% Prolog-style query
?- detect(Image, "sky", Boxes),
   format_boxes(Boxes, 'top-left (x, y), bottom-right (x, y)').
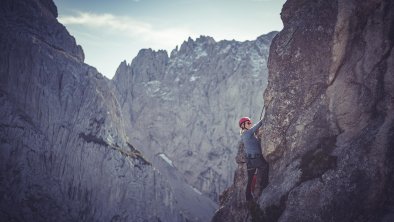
top-left (54, 0), bottom-right (287, 79)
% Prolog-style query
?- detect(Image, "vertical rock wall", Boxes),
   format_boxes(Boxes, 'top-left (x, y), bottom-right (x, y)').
top-left (213, 0), bottom-right (394, 221)
top-left (0, 0), bottom-right (214, 221)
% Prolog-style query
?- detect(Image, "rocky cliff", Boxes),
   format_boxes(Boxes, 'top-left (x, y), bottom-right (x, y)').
top-left (113, 33), bottom-right (276, 201)
top-left (0, 0), bottom-right (216, 221)
top-left (213, 0), bottom-right (394, 221)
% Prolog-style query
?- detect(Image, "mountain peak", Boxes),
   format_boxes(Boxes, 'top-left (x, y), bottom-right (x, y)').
top-left (136, 48), bottom-right (169, 58)
top-left (176, 35), bottom-right (215, 56)
top-left (196, 35), bottom-right (216, 44)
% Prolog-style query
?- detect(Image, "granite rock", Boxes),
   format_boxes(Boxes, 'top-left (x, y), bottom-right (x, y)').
top-left (213, 0), bottom-right (394, 221)
top-left (0, 0), bottom-right (216, 221)
top-left (113, 33), bottom-right (276, 201)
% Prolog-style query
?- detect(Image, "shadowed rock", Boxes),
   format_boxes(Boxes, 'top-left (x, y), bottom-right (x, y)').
top-left (213, 0), bottom-right (394, 221)
top-left (0, 0), bottom-right (216, 221)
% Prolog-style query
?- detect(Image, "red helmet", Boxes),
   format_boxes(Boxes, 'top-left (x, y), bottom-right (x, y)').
top-left (239, 117), bottom-right (251, 128)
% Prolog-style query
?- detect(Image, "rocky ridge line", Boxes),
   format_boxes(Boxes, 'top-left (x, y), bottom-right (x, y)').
top-left (113, 32), bottom-right (277, 201)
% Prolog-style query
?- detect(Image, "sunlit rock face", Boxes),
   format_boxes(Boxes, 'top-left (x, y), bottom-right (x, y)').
top-left (213, 0), bottom-right (394, 221)
top-left (0, 0), bottom-right (216, 221)
top-left (113, 32), bottom-right (276, 201)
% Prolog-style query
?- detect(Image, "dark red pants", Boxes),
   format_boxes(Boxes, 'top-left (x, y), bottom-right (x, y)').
top-left (246, 168), bottom-right (258, 201)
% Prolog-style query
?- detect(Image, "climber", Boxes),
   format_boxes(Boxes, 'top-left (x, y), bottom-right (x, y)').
top-left (239, 117), bottom-right (269, 202)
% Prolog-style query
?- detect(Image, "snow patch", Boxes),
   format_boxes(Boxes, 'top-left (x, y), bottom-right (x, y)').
top-left (191, 186), bottom-right (202, 195)
top-left (159, 153), bottom-right (174, 167)
top-left (196, 51), bottom-right (208, 59)
top-left (142, 80), bottom-right (174, 100)
top-left (195, 45), bottom-right (208, 59)
top-left (144, 80), bottom-right (161, 94)
top-left (190, 75), bottom-right (200, 81)
top-left (220, 45), bottom-right (231, 54)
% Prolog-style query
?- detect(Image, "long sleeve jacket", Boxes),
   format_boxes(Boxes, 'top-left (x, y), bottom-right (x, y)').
top-left (241, 119), bottom-right (263, 155)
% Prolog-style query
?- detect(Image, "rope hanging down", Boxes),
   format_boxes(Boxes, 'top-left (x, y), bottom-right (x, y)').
top-left (260, 105), bottom-right (265, 120)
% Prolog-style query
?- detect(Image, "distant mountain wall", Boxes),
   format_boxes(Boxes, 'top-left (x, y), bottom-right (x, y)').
top-left (213, 0), bottom-right (394, 221)
top-left (113, 32), bottom-right (276, 200)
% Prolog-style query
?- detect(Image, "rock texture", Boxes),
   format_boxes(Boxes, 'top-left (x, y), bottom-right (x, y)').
top-left (113, 33), bottom-right (276, 200)
top-left (0, 0), bottom-right (216, 221)
top-left (211, 142), bottom-right (250, 222)
top-left (213, 0), bottom-right (394, 221)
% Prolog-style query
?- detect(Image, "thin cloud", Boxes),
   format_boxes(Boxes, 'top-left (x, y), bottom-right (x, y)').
top-left (58, 12), bottom-right (194, 46)
top-left (59, 12), bottom-right (152, 36)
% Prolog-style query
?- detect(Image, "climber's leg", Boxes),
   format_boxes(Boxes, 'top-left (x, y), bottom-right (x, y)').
top-left (253, 163), bottom-right (269, 200)
top-left (246, 168), bottom-right (256, 201)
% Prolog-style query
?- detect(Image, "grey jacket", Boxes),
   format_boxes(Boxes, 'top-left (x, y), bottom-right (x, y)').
top-left (241, 119), bottom-right (263, 155)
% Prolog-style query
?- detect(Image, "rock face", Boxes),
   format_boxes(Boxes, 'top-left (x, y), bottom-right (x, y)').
top-left (0, 0), bottom-right (216, 221)
top-left (211, 142), bottom-right (250, 222)
top-left (213, 0), bottom-right (394, 221)
top-left (113, 33), bottom-right (276, 200)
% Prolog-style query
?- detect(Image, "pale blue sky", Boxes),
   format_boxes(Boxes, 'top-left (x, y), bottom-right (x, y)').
top-left (54, 0), bottom-right (286, 78)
